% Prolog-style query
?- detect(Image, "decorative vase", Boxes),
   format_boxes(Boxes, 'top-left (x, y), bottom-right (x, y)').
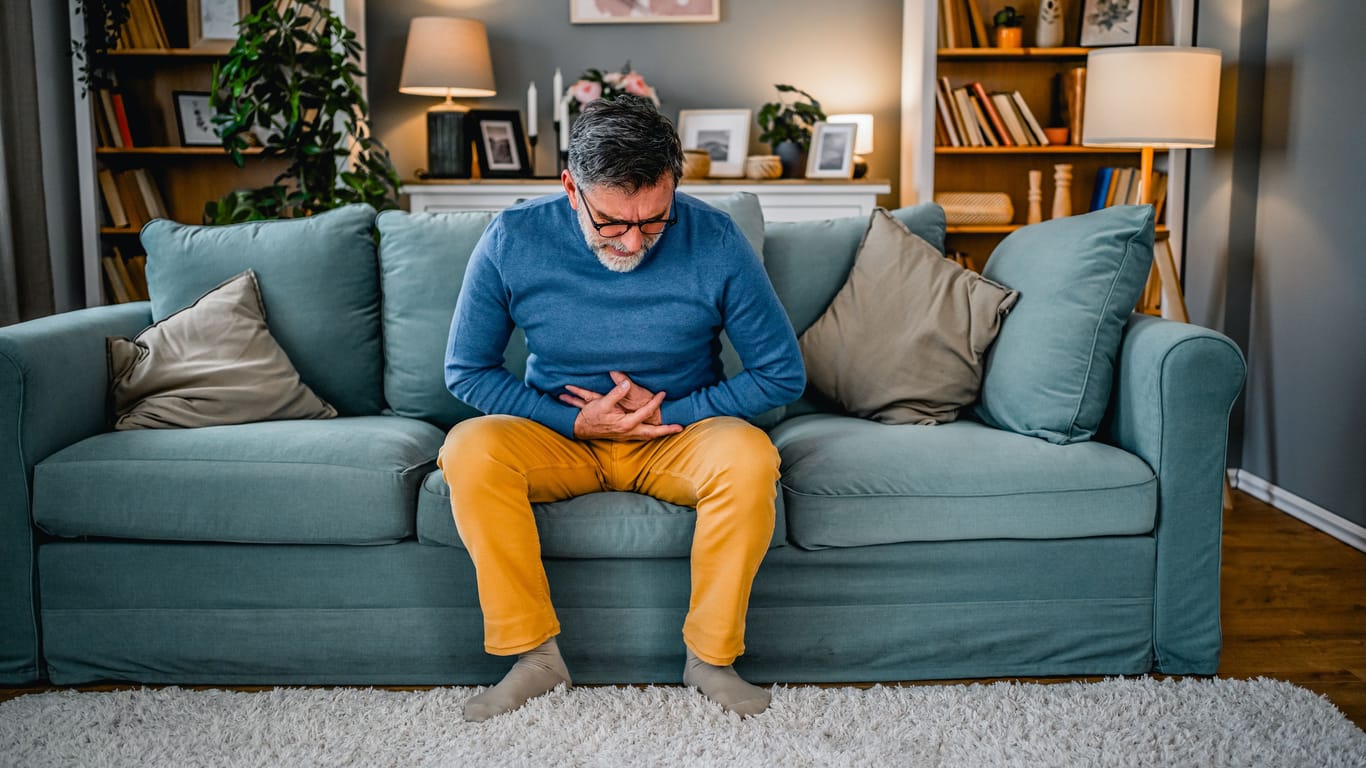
top-left (774, 141), bottom-right (806, 178)
top-left (995, 26), bottom-right (1023, 48)
top-left (1036, 0), bottom-right (1064, 48)
top-left (744, 155), bottom-right (783, 180)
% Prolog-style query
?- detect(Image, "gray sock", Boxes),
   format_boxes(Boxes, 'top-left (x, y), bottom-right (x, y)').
top-left (463, 637), bottom-right (572, 722)
top-left (683, 647), bottom-right (771, 717)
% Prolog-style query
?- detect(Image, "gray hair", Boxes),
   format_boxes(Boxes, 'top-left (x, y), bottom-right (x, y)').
top-left (567, 95), bottom-right (683, 193)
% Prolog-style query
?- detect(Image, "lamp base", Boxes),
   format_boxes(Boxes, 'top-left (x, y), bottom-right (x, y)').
top-left (425, 107), bottom-right (471, 179)
top-left (852, 155), bottom-right (869, 179)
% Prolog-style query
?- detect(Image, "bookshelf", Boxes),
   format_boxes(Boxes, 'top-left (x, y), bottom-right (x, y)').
top-left (71, 0), bottom-right (291, 305)
top-left (925, 0), bottom-right (1176, 274)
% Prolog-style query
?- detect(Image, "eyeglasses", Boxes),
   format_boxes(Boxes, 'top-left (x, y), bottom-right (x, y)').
top-left (577, 186), bottom-right (677, 239)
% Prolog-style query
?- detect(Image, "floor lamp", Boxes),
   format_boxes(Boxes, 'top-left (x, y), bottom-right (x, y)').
top-left (1083, 46), bottom-right (1231, 508)
top-left (1082, 46), bottom-right (1223, 324)
top-left (398, 17), bottom-right (497, 179)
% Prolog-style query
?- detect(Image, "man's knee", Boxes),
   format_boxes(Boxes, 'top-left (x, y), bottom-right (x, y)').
top-left (439, 414), bottom-right (525, 480)
top-left (698, 417), bottom-right (781, 484)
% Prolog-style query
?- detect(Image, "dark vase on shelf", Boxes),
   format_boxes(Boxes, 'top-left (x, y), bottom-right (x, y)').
top-left (774, 141), bottom-right (806, 178)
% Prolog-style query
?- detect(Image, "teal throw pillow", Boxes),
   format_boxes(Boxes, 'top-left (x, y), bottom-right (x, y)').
top-left (974, 205), bottom-right (1155, 444)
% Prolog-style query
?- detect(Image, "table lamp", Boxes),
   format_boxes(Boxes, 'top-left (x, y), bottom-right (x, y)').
top-left (398, 17), bottom-right (497, 179)
top-left (1082, 46), bottom-right (1222, 323)
top-left (828, 113), bottom-right (874, 179)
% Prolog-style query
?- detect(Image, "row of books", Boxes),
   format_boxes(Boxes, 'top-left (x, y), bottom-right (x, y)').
top-left (938, 0), bottom-right (992, 49)
top-left (98, 168), bottom-right (169, 229)
top-left (1091, 166), bottom-right (1169, 221)
top-left (102, 249), bottom-right (150, 304)
top-left (93, 88), bottom-right (136, 148)
top-left (944, 250), bottom-right (978, 272)
top-left (936, 78), bottom-right (1051, 148)
top-left (113, 0), bottom-right (171, 50)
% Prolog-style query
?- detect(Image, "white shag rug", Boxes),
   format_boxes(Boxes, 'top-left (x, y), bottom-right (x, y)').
top-left (2, 677), bottom-right (1363, 767)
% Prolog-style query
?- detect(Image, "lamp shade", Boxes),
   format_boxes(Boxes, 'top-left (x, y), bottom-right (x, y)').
top-left (828, 113), bottom-right (874, 155)
top-left (1082, 46), bottom-right (1221, 148)
top-left (398, 17), bottom-right (496, 99)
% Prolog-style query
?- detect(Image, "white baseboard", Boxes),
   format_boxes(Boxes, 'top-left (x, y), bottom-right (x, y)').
top-left (1230, 469), bottom-right (1366, 553)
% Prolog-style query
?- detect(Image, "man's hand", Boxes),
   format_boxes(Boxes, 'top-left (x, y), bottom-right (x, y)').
top-left (559, 372), bottom-right (683, 440)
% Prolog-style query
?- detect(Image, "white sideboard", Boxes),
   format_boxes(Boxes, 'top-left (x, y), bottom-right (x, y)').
top-left (402, 178), bottom-right (891, 222)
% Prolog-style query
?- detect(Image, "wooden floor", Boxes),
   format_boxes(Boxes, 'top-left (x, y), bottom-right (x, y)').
top-left (3, 491), bottom-right (1363, 726)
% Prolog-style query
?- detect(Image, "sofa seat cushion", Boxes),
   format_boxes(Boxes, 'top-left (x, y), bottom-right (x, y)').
top-left (33, 416), bottom-right (444, 545)
top-left (770, 414), bottom-right (1156, 548)
top-left (416, 470), bottom-right (787, 558)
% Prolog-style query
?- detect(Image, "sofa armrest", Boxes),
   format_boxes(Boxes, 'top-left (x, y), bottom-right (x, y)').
top-left (1102, 313), bottom-right (1246, 674)
top-left (0, 301), bottom-right (152, 682)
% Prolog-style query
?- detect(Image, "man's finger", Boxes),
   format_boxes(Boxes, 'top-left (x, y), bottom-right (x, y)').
top-left (609, 371), bottom-right (631, 388)
top-left (564, 384), bottom-right (603, 401)
top-left (558, 393), bottom-right (587, 408)
top-left (600, 377), bottom-right (632, 408)
top-left (620, 390), bottom-right (666, 429)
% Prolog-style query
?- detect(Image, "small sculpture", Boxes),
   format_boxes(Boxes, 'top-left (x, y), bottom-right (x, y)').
top-left (1052, 163), bottom-right (1073, 219)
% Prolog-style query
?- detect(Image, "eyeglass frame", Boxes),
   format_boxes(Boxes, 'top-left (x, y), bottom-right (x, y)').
top-left (576, 183), bottom-right (678, 239)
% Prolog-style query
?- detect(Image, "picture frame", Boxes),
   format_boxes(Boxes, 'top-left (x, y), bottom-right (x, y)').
top-left (1078, 0), bottom-right (1143, 47)
top-left (172, 91), bottom-right (221, 146)
top-left (467, 110), bottom-right (532, 179)
top-left (676, 109), bottom-right (751, 178)
top-left (187, 0), bottom-right (251, 53)
top-left (571, 0), bottom-right (719, 24)
top-left (805, 122), bottom-right (858, 179)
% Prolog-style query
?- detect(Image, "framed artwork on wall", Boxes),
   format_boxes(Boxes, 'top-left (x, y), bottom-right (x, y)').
top-left (468, 110), bottom-right (532, 178)
top-left (1079, 0), bottom-right (1142, 47)
top-left (172, 91), bottom-right (220, 146)
top-left (805, 122), bottom-right (857, 179)
top-left (676, 109), bottom-right (750, 178)
top-left (571, 0), bottom-right (720, 24)
top-left (187, 0), bottom-right (251, 52)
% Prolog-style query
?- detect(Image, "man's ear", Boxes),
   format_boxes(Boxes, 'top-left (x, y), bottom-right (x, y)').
top-left (562, 170), bottom-right (579, 210)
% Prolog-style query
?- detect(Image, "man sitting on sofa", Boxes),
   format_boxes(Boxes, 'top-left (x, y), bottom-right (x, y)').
top-left (439, 95), bottom-right (806, 722)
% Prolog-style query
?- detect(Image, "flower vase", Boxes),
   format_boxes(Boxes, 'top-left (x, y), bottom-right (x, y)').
top-left (775, 141), bottom-right (806, 178)
top-left (1036, 0), bottom-right (1064, 48)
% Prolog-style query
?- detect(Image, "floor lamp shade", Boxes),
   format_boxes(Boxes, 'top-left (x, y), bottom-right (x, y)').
top-left (1081, 46), bottom-right (1221, 149)
top-left (399, 17), bottom-right (497, 178)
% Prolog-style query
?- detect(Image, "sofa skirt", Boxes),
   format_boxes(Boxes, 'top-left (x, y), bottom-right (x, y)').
top-left (38, 537), bottom-right (1155, 685)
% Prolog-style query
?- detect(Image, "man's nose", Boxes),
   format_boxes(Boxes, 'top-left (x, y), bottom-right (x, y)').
top-left (620, 227), bottom-right (645, 253)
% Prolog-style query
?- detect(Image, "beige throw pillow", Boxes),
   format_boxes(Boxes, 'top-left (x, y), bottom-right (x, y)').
top-left (108, 269), bottom-right (337, 430)
top-left (799, 209), bottom-right (1020, 425)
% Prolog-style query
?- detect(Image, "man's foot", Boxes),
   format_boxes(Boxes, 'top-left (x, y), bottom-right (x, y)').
top-left (463, 637), bottom-right (572, 722)
top-left (682, 647), bottom-right (771, 717)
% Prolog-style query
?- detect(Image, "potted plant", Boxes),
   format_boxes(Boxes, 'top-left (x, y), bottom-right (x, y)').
top-left (756, 84), bottom-right (826, 178)
top-left (71, 0), bottom-right (133, 93)
top-left (993, 6), bottom-right (1025, 48)
top-left (207, 0), bottom-right (400, 223)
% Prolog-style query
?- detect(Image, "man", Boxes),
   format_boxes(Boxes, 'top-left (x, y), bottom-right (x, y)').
top-left (439, 95), bottom-right (804, 722)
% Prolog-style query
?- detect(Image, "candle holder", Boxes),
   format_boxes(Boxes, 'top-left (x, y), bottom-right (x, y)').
top-left (528, 134), bottom-right (538, 176)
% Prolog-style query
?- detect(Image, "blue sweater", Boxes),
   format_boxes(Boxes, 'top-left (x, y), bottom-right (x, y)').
top-left (445, 192), bottom-right (805, 438)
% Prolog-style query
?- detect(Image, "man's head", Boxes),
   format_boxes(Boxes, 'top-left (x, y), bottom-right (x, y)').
top-left (563, 96), bottom-right (684, 272)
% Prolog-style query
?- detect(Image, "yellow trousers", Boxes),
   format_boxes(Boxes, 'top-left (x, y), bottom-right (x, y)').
top-left (437, 414), bottom-right (779, 666)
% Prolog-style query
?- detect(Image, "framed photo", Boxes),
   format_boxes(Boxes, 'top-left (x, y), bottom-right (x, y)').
top-left (676, 109), bottom-right (751, 178)
top-left (467, 110), bottom-right (532, 179)
top-left (805, 122), bottom-right (857, 179)
top-left (571, 0), bottom-right (719, 24)
top-left (187, 0), bottom-right (251, 53)
top-left (172, 91), bottom-right (221, 146)
top-left (1079, 0), bottom-right (1143, 47)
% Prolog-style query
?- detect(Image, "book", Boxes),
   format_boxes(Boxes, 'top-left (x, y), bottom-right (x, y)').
top-left (110, 248), bottom-right (143, 301)
top-left (1151, 171), bottom-right (1169, 221)
top-left (963, 0), bottom-right (990, 48)
top-left (113, 170), bottom-right (149, 227)
top-left (102, 255), bottom-right (133, 303)
top-left (940, 0), bottom-right (959, 48)
top-left (126, 253), bottom-right (150, 300)
top-left (132, 169), bottom-right (169, 219)
top-left (1010, 91), bottom-right (1050, 145)
top-left (139, 0), bottom-right (170, 49)
top-left (97, 168), bottom-right (129, 228)
top-left (952, 87), bottom-right (984, 146)
top-left (991, 93), bottom-right (1032, 146)
top-left (1090, 167), bottom-right (1112, 211)
top-left (970, 83), bottom-right (1014, 146)
top-left (940, 77), bottom-right (969, 145)
top-left (97, 90), bottom-right (124, 148)
top-left (935, 88), bottom-right (961, 147)
top-left (110, 93), bottom-right (134, 148)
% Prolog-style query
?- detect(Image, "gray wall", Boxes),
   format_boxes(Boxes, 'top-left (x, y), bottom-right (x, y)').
top-left (1187, 0), bottom-right (1366, 524)
top-left (364, 0), bottom-right (904, 205)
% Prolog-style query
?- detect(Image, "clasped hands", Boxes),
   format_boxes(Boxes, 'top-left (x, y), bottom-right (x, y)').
top-left (559, 371), bottom-right (684, 441)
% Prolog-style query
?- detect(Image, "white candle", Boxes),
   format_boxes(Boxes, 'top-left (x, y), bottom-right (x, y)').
top-left (527, 82), bottom-right (537, 137)
top-left (559, 96), bottom-right (570, 152)
top-left (553, 68), bottom-right (564, 116)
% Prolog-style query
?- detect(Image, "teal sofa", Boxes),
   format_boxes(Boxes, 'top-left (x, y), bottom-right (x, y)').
top-left (0, 197), bottom-right (1245, 687)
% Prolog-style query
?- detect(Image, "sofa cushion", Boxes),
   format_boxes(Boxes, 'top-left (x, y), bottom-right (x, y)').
top-left (770, 414), bottom-right (1156, 548)
top-left (32, 416), bottom-right (444, 545)
top-left (141, 203), bottom-right (382, 416)
top-left (376, 192), bottom-right (765, 430)
top-left (416, 470), bottom-right (787, 557)
top-left (108, 270), bottom-right (336, 430)
top-left (799, 209), bottom-right (1018, 425)
top-left (974, 205), bottom-right (1155, 444)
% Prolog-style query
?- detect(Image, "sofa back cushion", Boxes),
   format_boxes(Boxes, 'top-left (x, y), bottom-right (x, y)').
top-left (377, 192), bottom-right (765, 430)
top-left (141, 204), bottom-right (382, 416)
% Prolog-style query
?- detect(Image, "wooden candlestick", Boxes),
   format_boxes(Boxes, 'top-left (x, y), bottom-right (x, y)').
top-left (1027, 170), bottom-right (1043, 224)
top-left (1051, 163), bottom-right (1073, 219)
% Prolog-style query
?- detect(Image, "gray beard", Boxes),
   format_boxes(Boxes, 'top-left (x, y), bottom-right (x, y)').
top-left (575, 203), bottom-right (659, 273)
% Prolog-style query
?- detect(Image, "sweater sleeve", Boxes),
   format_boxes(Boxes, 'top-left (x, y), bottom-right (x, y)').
top-left (444, 220), bottom-right (581, 438)
top-left (658, 225), bottom-right (805, 426)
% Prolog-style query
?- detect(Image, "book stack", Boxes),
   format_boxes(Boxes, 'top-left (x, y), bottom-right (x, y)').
top-left (935, 78), bottom-right (1051, 148)
top-left (112, 0), bottom-right (170, 50)
top-left (1090, 166), bottom-right (1169, 221)
top-left (938, 0), bottom-right (992, 49)
top-left (92, 88), bottom-right (136, 148)
top-left (102, 248), bottom-right (150, 304)
top-left (97, 168), bottom-right (170, 230)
